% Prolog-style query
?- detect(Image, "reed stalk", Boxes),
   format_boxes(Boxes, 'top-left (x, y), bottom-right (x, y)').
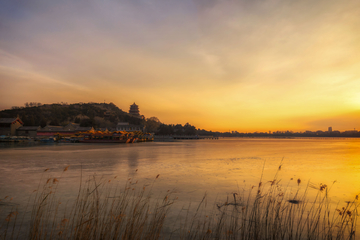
top-left (0, 165), bottom-right (358, 240)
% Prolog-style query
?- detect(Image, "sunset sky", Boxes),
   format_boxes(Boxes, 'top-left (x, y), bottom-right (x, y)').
top-left (1, 0), bottom-right (359, 132)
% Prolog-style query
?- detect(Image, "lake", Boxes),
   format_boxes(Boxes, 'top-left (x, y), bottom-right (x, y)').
top-left (0, 137), bottom-right (359, 237)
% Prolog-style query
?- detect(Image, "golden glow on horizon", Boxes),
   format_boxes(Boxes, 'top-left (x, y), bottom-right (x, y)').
top-left (0, 0), bottom-right (360, 132)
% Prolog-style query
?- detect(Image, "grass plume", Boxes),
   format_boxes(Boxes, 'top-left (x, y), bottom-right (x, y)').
top-left (0, 165), bottom-right (359, 240)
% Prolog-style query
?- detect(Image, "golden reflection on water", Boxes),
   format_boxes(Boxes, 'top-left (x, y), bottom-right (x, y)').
top-left (106, 138), bottom-right (360, 206)
top-left (0, 138), bottom-right (359, 213)
top-left (1, 138), bottom-right (360, 237)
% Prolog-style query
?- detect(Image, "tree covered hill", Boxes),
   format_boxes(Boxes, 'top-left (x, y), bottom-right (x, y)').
top-left (0, 102), bottom-right (199, 135)
top-left (0, 102), bottom-right (143, 128)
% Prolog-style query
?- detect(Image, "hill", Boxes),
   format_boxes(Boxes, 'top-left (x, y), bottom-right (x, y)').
top-left (0, 102), bottom-right (201, 135)
top-left (0, 102), bottom-right (143, 129)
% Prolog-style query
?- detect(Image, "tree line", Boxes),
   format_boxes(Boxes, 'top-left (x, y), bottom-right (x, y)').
top-left (1, 102), bottom-right (199, 135)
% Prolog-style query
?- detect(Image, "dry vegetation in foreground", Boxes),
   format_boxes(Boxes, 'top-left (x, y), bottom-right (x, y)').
top-left (0, 165), bottom-right (359, 240)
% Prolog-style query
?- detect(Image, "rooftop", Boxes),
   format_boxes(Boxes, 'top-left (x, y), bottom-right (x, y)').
top-left (0, 117), bottom-right (23, 124)
top-left (17, 126), bottom-right (41, 131)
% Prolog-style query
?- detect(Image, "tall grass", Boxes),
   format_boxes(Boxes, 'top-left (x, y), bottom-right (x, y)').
top-left (1, 167), bottom-right (174, 240)
top-left (179, 178), bottom-right (358, 240)
top-left (0, 165), bottom-right (358, 240)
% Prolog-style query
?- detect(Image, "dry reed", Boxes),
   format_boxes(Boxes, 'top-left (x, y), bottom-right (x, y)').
top-left (0, 164), bottom-right (358, 240)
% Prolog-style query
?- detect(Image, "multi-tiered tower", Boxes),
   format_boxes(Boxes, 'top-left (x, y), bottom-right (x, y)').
top-left (129, 103), bottom-right (140, 117)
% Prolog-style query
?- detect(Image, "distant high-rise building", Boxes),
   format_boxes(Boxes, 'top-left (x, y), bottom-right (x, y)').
top-left (328, 127), bottom-right (332, 132)
top-left (129, 103), bottom-right (140, 117)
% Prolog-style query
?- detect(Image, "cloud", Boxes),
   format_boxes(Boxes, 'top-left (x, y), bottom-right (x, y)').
top-left (1, 0), bottom-right (360, 130)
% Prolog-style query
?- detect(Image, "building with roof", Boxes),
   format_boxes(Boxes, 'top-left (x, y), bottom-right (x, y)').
top-left (129, 103), bottom-right (140, 117)
top-left (37, 124), bottom-right (94, 136)
top-left (63, 122), bottom-right (80, 131)
top-left (17, 126), bottom-right (41, 137)
top-left (75, 126), bottom-right (95, 132)
top-left (116, 122), bottom-right (145, 132)
top-left (37, 125), bottom-right (65, 136)
top-left (0, 117), bottom-right (23, 136)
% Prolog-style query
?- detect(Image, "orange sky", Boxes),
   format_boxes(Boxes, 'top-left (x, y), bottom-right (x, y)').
top-left (0, 0), bottom-right (359, 132)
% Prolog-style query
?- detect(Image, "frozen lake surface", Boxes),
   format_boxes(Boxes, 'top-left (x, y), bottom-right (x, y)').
top-left (1, 137), bottom-right (359, 237)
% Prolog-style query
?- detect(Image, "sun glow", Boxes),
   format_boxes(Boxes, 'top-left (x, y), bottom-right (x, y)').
top-left (1, 0), bottom-right (360, 132)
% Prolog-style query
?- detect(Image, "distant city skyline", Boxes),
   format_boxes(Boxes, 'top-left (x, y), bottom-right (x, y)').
top-left (1, 0), bottom-right (360, 132)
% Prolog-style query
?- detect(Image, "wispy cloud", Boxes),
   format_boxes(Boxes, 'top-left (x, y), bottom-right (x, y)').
top-left (1, 0), bottom-right (359, 130)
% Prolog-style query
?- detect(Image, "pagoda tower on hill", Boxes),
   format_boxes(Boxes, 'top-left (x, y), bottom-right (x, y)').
top-left (129, 103), bottom-right (140, 117)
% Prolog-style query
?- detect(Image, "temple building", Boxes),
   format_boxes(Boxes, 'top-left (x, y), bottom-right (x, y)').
top-left (116, 122), bottom-right (145, 132)
top-left (129, 103), bottom-right (140, 117)
top-left (17, 126), bottom-right (41, 137)
top-left (0, 117), bottom-right (23, 136)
